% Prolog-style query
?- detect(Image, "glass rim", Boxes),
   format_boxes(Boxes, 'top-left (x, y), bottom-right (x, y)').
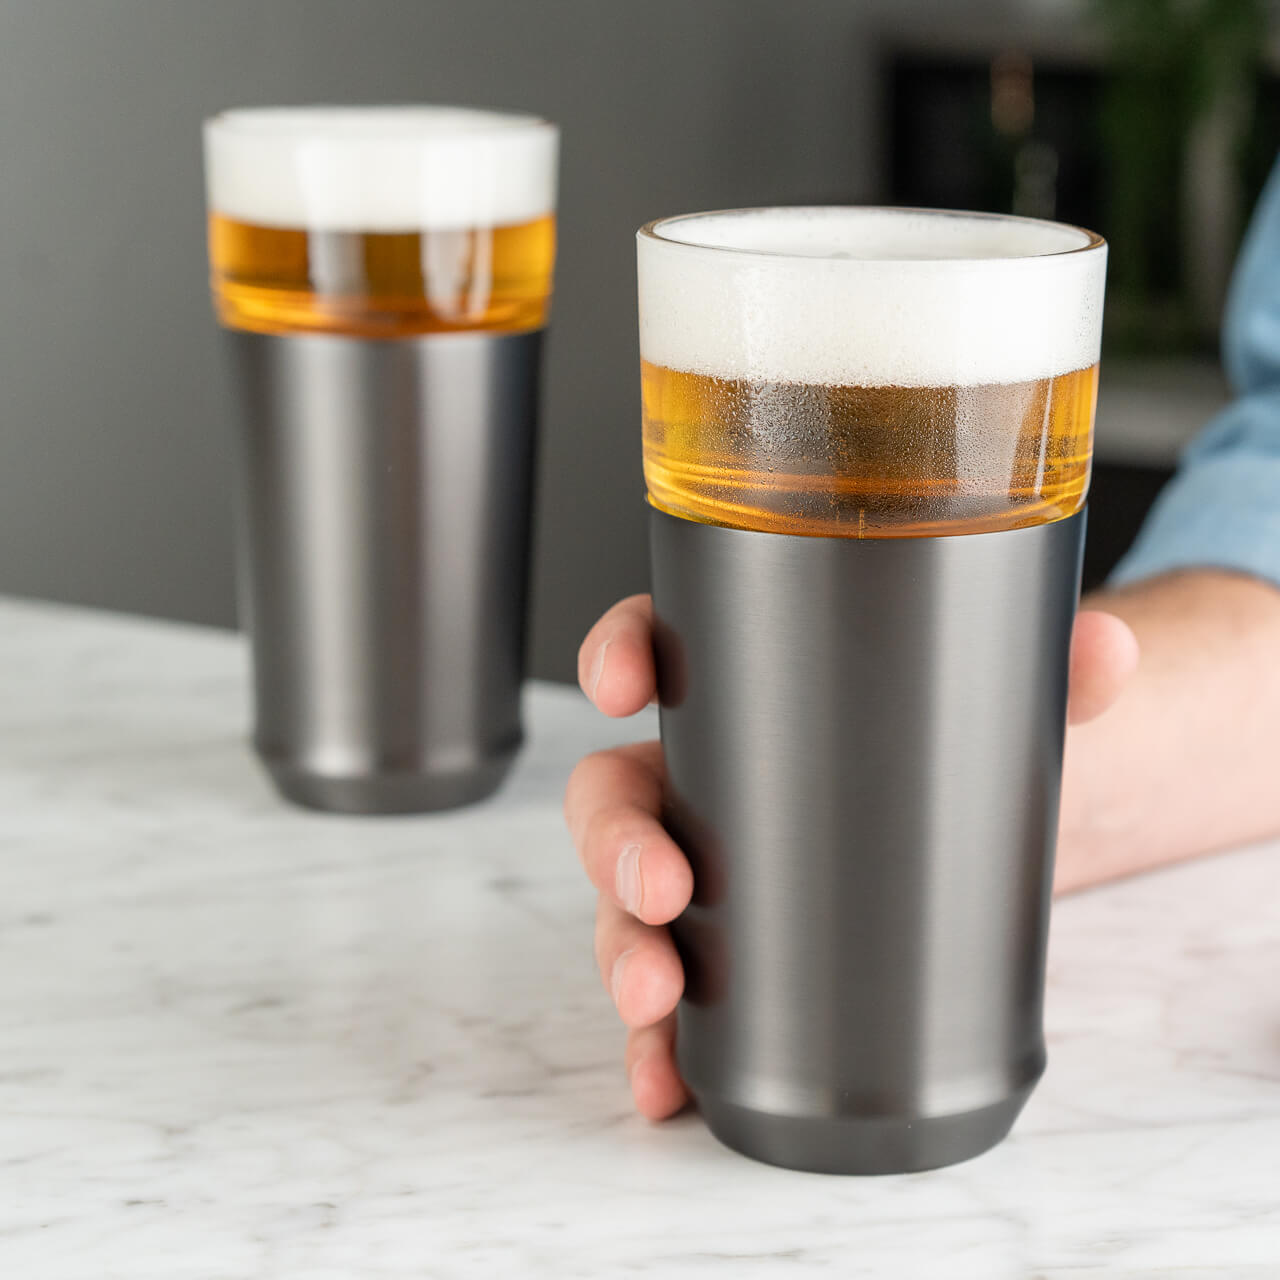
top-left (637, 205), bottom-right (1106, 264)
top-left (204, 104), bottom-right (557, 141)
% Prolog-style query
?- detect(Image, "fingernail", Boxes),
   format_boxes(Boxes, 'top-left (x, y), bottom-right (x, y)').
top-left (611, 947), bottom-right (635, 1005)
top-left (615, 843), bottom-right (644, 916)
top-left (588, 638), bottom-right (611, 701)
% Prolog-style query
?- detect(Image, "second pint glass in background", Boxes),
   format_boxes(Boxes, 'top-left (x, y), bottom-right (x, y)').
top-left (204, 108), bottom-right (557, 813)
top-left (640, 208), bottom-right (1106, 1173)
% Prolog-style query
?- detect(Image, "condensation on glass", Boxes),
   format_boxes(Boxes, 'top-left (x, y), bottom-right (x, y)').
top-left (637, 207), bottom-right (1105, 537)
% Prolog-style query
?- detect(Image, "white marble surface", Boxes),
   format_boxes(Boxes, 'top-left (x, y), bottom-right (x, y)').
top-left (1, 596), bottom-right (1278, 1277)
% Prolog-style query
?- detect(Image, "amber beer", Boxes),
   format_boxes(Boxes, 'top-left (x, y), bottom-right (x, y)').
top-left (209, 212), bottom-right (555, 337)
top-left (638, 208), bottom-right (1105, 538)
top-left (642, 363), bottom-right (1097, 537)
top-left (205, 107), bottom-right (557, 338)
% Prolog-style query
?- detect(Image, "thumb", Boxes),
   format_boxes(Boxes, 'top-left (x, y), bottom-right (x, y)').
top-left (1066, 609), bottom-right (1140, 726)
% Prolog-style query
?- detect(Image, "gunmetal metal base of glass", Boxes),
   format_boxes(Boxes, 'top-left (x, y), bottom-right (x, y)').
top-left (650, 506), bottom-right (1086, 1174)
top-left (228, 329), bottom-right (541, 815)
top-left (260, 748), bottom-right (518, 816)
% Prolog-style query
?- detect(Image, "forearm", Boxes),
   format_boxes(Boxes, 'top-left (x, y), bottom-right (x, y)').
top-left (1056, 569), bottom-right (1280, 892)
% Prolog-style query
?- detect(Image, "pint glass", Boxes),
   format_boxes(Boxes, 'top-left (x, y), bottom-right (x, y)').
top-left (639, 208), bottom-right (1106, 1172)
top-left (205, 107), bottom-right (557, 812)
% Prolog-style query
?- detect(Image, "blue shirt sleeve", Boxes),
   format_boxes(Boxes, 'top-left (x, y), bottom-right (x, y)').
top-left (1110, 157), bottom-right (1280, 590)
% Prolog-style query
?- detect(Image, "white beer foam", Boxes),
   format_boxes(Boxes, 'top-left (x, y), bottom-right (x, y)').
top-left (204, 106), bottom-right (558, 232)
top-left (638, 208), bottom-right (1106, 388)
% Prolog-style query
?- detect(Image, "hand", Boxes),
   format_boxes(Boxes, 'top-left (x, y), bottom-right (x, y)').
top-left (564, 593), bottom-right (1139, 1120)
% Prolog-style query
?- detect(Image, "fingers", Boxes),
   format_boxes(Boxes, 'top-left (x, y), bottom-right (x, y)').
top-left (569, 614), bottom-right (690, 1124)
top-left (625, 1014), bottom-right (691, 1120)
top-left (577, 594), bottom-right (656, 717)
top-left (1067, 609), bottom-right (1140, 725)
top-left (565, 742), bottom-right (693, 927)
top-left (569, 750), bottom-right (690, 1121)
top-left (594, 897), bottom-right (684, 1030)
top-left (599, 901), bottom-right (689, 1119)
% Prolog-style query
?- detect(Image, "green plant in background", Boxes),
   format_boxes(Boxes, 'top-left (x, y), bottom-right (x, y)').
top-left (1093, 0), bottom-right (1267, 355)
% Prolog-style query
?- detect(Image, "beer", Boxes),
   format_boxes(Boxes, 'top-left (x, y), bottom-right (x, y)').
top-left (204, 107), bottom-right (557, 338)
top-left (642, 363), bottom-right (1097, 537)
top-left (208, 212), bottom-right (555, 338)
top-left (637, 207), bottom-right (1106, 538)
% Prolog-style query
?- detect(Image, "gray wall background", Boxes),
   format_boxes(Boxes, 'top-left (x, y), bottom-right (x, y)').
top-left (0, 0), bottom-right (985, 680)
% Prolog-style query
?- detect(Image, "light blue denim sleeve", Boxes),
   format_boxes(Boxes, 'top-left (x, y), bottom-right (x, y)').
top-left (1110, 157), bottom-right (1280, 589)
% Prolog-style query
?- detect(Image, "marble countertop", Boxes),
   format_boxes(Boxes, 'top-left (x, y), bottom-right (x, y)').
top-left (1, 597), bottom-right (1278, 1277)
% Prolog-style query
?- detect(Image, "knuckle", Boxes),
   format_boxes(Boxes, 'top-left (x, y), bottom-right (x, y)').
top-left (583, 805), bottom-right (648, 872)
top-left (563, 750), bottom-right (616, 825)
top-left (566, 748), bottom-right (607, 791)
top-left (593, 898), bottom-right (617, 970)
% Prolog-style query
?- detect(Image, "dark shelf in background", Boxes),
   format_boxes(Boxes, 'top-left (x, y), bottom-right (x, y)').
top-left (1083, 461), bottom-right (1174, 592)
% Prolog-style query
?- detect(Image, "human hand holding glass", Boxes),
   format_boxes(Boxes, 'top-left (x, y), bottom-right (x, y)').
top-left (565, 595), bottom-right (1139, 1120)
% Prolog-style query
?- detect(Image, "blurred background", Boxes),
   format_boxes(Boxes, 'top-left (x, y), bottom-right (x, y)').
top-left (0, 0), bottom-right (1275, 681)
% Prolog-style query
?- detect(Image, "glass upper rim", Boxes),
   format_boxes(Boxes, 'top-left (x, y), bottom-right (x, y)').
top-left (637, 205), bottom-right (1106, 264)
top-left (205, 104), bottom-right (557, 140)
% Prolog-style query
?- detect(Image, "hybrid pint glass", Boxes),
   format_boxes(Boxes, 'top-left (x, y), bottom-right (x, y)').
top-left (639, 208), bottom-right (1106, 1172)
top-left (205, 107), bottom-right (557, 812)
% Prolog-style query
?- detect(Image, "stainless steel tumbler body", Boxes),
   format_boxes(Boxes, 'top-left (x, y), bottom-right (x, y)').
top-left (638, 207), bottom-right (1107, 1173)
top-left (204, 107), bottom-right (558, 813)
top-left (229, 330), bottom-right (540, 813)
top-left (652, 508), bottom-right (1085, 1173)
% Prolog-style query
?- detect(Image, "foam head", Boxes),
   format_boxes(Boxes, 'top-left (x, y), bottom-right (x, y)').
top-left (637, 208), bottom-right (1106, 388)
top-left (204, 106), bottom-right (558, 232)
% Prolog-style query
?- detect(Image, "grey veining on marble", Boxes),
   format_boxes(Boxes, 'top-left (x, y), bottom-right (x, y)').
top-left (0, 597), bottom-right (1277, 1277)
